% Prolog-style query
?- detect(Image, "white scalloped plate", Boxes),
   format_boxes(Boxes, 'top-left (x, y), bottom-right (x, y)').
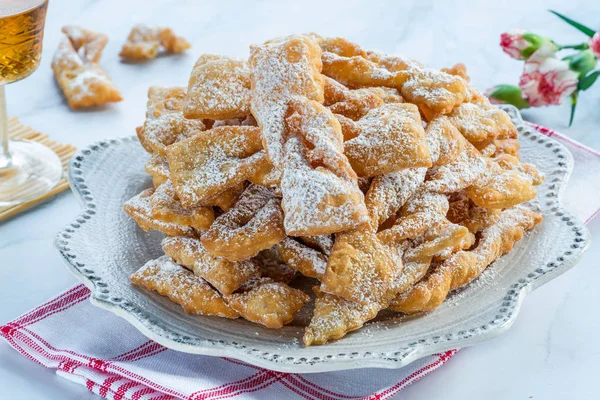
top-left (55, 106), bottom-right (590, 373)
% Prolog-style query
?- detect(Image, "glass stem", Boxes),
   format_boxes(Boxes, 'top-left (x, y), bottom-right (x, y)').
top-left (0, 85), bottom-right (11, 169)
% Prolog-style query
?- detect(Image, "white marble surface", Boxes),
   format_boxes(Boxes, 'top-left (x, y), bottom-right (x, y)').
top-left (0, 0), bottom-right (599, 398)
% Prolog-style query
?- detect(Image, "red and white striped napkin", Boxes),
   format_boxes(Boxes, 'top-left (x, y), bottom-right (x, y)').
top-left (1, 123), bottom-right (599, 400)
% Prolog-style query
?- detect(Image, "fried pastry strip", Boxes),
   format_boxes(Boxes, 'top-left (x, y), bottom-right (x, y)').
top-left (282, 100), bottom-right (368, 235)
top-left (137, 86), bottom-right (205, 156)
top-left (184, 55), bottom-right (251, 119)
top-left (249, 34), bottom-right (324, 168)
top-left (119, 24), bottom-right (190, 60)
top-left (162, 236), bottom-right (259, 296)
top-left (166, 126), bottom-right (266, 207)
top-left (344, 103), bottom-right (432, 177)
top-left (124, 188), bottom-right (196, 237)
top-left (201, 184), bottom-right (286, 261)
top-left (389, 207), bottom-right (542, 313)
top-left (275, 238), bottom-right (327, 280)
top-left (254, 248), bottom-right (297, 284)
top-left (131, 256), bottom-right (238, 318)
top-left (145, 154), bottom-right (170, 187)
top-left (225, 278), bottom-right (310, 328)
top-left (150, 180), bottom-right (214, 231)
top-left (52, 26), bottom-right (122, 109)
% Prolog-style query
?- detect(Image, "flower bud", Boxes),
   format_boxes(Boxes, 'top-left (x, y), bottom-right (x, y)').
top-left (500, 30), bottom-right (557, 60)
top-left (485, 85), bottom-right (530, 109)
top-left (564, 49), bottom-right (597, 77)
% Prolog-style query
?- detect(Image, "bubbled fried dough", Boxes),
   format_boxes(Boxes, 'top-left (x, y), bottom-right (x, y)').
top-left (137, 86), bottom-right (205, 156)
top-left (201, 184), bottom-right (286, 261)
top-left (184, 55), bottom-right (251, 120)
top-left (150, 180), bottom-right (214, 231)
top-left (130, 256), bottom-right (238, 318)
top-left (119, 24), bottom-right (190, 60)
top-left (52, 26), bottom-right (122, 109)
top-left (167, 126), bottom-right (266, 207)
top-left (344, 103), bottom-right (432, 177)
top-left (225, 278), bottom-right (310, 329)
top-left (124, 188), bottom-right (197, 237)
top-left (162, 236), bottom-right (260, 296)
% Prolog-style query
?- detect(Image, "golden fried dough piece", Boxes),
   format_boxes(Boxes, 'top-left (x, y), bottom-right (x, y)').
top-left (424, 116), bottom-right (464, 166)
top-left (166, 126), bottom-right (265, 207)
top-left (184, 55), bottom-right (251, 119)
top-left (323, 77), bottom-right (384, 120)
top-left (389, 207), bottom-right (542, 313)
top-left (119, 24), bottom-right (190, 60)
top-left (282, 100), bottom-right (368, 235)
top-left (150, 180), bottom-right (214, 231)
top-left (201, 184), bottom-right (286, 261)
top-left (249, 34), bottom-right (324, 168)
top-left (335, 114), bottom-right (362, 141)
top-left (52, 26), bottom-right (122, 109)
top-left (162, 236), bottom-right (259, 296)
top-left (424, 138), bottom-right (487, 194)
top-left (389, 220), bottom-right (474, 295)
top-left (447, 191), bottom-right (501, 233)
top-left (254, 248), bottom-right (296, 284)
top-left (494, 154), bottom-right (544, 185)
top-left (225, 278), bottom-right (310, 328)
top-left (124, 188), bottom-right (196, 237)
top-left (378, 191), bottom-right (449, 243)
top-left (303, 287), bottom-right (382, 346)
top-left (365, 168), bottom-right (427, 227)
top-left (131, 256), bottom-right (239, 318)
top-left (145, 154), bottom-right (170, 187)
top-left (466, 163), bottom-right (537, 209)
top-left (441, 63), bottom-right (470, 81)
top-left (275, 238), bottom-right (327, 280)
top-left (247, 155), bottom-right (281, 189)
top-left (137, 86), bottom-right (205, 156)
top-left (321, 37), bottom-right (469, 115)
top-left (344, 103), bottom-right (431, 177)
top-left (322, 227), bottom-right (398, 304)
top-left (447, 97), bottom-right (517, 144)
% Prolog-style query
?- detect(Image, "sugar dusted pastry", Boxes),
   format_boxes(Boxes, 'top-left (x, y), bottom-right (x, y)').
top-left (201, 184), bottom-right (286, 261)
top-left (124, 188), bottom-right (197, 237)
top-left (145, 154), bottom-right (170, 187)
top-left (137, 86), bottom-right (205, 156)
top-left (130, 256), bottom-right (238, 318)
top-left (162, 236), bottom-right (260, 296)
top-left (166, 126), bottom-right (266, 207)
top-left (276, 238), bottom-right (327, 280)
top-left (249, 34), bottom-right (324, 169)
top-left (184, 55), bottom-right (251, 120)
top-left (52, 25), bottom-right (122, 109)
top-left (119, 24), bottom-right (190, 60)
top-left (150, 180), bottom-right (214, 231)
top-left (343, 103), bottom-right (432, 177)
top-left (225, 277), bottom-right (310, 329)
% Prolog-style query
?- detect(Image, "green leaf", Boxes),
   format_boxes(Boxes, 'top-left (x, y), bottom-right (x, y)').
top-left (569, 92), bottom-right (578, 127)
top-left (578, 70), bottom-right (600, 91)
top-left (549, 10), bottom-right (596, 37)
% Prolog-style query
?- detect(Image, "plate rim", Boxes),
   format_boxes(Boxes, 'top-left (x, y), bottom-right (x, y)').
top-left (54, 105), bottom-right (592, 373)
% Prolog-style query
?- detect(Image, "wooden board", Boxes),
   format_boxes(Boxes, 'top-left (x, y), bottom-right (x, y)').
top-left (0, 117), bottom-right (76, 222)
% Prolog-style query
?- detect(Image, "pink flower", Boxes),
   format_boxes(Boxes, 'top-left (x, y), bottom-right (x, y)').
top-left (518, 45), bottom-right (579, 107)
top-left (589, 32), bottom-right (600, 58)
top-left (500, 30), bottom-right (530, 60)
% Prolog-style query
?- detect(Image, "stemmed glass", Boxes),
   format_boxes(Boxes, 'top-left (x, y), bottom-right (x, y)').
top-left (0, 0), bottom-right (61, 206)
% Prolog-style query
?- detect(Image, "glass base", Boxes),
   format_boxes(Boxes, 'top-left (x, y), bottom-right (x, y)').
top-left (0, 140), bottom-right (62, 206)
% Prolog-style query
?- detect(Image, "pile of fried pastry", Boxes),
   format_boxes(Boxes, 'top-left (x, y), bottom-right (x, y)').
top-left (124, 34), bottom-right (544, 346)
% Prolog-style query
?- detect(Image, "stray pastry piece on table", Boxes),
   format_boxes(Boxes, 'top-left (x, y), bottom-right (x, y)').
top-left (119, 24), bottom-right (190, 60)
top-left (124, 33), bottom-right (544, 345)
top-left (52, 25), bottom-right (122, 109)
